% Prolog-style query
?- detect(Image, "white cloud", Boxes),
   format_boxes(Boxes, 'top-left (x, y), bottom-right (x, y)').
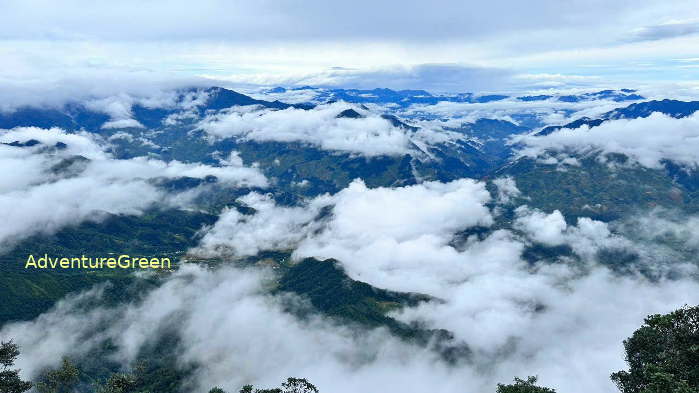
top-left (492, 176), bottom-right (522, 204)
top-left (514, 208), bottom-right (569, 246)
top-left (1, 264), bottom-right (465, 392)
top-left (102, 118), bottom-right (144, 129)
top-left (198, 103), bottom-right (441, 156)
top-left (0, 72), bottom-right (210, 113)
top-left (291, 179), bottom-right (494, 294)
top-left (254, 64), bottom-right (516, 92)
top-left (192, 192), bottom-right (332, 258)
top-left (615, 208), bottom-right (699, 252)
top-left (627, 18), bottom-right (699, 42)
top-left (0, 1), bottom-right (696, 100)
top-left (400, 97), bottom-right (631, 127)
top-left (0, 1), bottom-right (664, 44)
top-left (0, 127), bottom-right (267, 248)
top-left (514, 112), bottom-right (699, 169)
top-left (5, 183), bottom-right (699, 393)
top-left (514, 206), bottom-right (629, 260)
top-left (85, 95), bottom-right (144, 129)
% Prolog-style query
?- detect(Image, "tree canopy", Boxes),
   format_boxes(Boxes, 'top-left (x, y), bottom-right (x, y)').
top-left (35, 358), bottom-right (79, 393)
top-left (496, 376), bottom-right (556, 393)
top-left (611, 305), bottom-right (699, 393)
top-left (234, 377), bottom-right (318, 393)
top-left (0, 340), bottom-right (32, 393)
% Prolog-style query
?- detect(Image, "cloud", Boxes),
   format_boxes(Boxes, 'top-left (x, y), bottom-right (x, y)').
top-left (394, 266), bottom-right (699, 393)
top-left (4, 178), bottom-right (699, 393)
top-left (514, 112), bottom-right (699, 169)
top-left (1, 264), bottom-right (464, 392)
top-left (272, 64), bottom-right (516, 92)
top-left (627, 19), bottom-right (699, 42)
top-left (514, 206), bottom-right (630, 260)
top-left (514, 208), bottom-right (569, 246)
top-left (194, 178), bottom-right (495, 294)
top-left (398, 96), bottom-right (631, 127)
top-left (2, 1), bottom-right (699, 94)
top-left (5, 259), bottom-right (697, 393)
top-left (84, 95), bottom-right (145, 129)
top-left (192, 192), bottom-right (332, 258)
top-left (197, 102), bottom-right (458, 157)
top-left (492, 176), bottom-right (522, 204)
top-left (0, 1), bottom-right (651, 43)
top-left (613, 208), bottom-right (699, 256)
top-left (513, 73), bottom-right (603, 89)
top-left (0, 127), bottom-right (267, 248)
top-left (291, 179), bottom-right (494, 294)
top-left (0, 67), bottom-right (218, 113)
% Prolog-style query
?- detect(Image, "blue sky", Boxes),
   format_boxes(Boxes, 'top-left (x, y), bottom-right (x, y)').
top-left (1, 0), bottom-right (698, 93)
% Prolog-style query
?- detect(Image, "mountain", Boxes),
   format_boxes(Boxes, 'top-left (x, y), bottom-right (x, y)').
top-left (263, 86), bottom-right (643, 108)
top-left (557, 89), bottom-right (643, 102)
top-left (495, 154), bottom-right (696, 222)
top-left (451, 118), bottom-right (529, 161)
top-left (0, 87), bottom-right (312, 132)
top-left (538, 99), bottom-right (699, 135)
top-left (3, 85), bottom-right (699, 393)
top-left (2, 86), bottom-right (689, 215)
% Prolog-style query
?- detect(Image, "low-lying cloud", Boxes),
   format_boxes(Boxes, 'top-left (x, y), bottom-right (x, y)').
top-left (514, 112), bottom-right (699, 169)
top-left (4, 175), bottom-right (699, 393)
top-left (198, 103), bottom-right (456, 157)
top-left (0, 127), bottom-right (267, 248)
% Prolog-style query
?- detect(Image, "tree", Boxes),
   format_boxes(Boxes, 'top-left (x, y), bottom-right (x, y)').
top-left (496, 376), bottom-right (556, 393)
top-left (0, 340), bottom-right (32, 393)
top-left (209, 387), bottom-right (227, 393)
top-left (96, 372), bottom-right (138, 393)
top-left (236, 377), bottom-right (318, 393)
top-left (280, 378), bottom-right (317, 393)
top-left (611, 305), bottom-right (699, 393)
top-left (35, 358), bottom-right (79, 393)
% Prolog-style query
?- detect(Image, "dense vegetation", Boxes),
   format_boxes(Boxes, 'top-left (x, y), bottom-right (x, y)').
top-left (0, 340), bottom-right (32, 393)
top-left (0, 208), bottom-right (215, 324)
top-left (611, 306), bottom-right (699, 393)
top-left (496, 377), bottom-right (556, 393)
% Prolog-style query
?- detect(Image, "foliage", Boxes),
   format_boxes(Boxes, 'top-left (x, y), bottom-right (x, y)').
top-left (277, 257), bottom-right (429, 328)
top-left (611, 305), bottom-right (699, 393)
top-left (276, 257), bottom-right (471, 361)
top-left (280, 378), bottom-right (318, 393)
top-left (0, 208), bottom-right (216, 325)
top-left (0, 340), bottom-right (32, 393)
top-left (35, 359), bottom-right (163, 393)
top-left (236, 377), bottom-right (318, 393)
top-left (496, 376), bottom-right (556, 393)
top-left (497, 154), bottom-right (698, 223)
top-left (96, 372), bottom-right (139, 393)
top-left (35, 358), bottom-right (79, 393)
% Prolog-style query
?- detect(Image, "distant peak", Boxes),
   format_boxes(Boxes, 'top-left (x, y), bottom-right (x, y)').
top-left (336, 108), bottom-right (364, 119)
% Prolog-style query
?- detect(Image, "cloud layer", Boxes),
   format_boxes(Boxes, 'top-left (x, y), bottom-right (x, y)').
top-left (515, 112), bottom-right (699, 169)
top-left (198, 103), bottom-right (458, 156)
top-left (5, 175), bottom-right (699, 393)
top-left (0, 127), bottom-right (267, 248)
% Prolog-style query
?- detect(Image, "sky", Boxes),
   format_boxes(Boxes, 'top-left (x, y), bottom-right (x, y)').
top-left (1, 0), bottom-right (699, 93)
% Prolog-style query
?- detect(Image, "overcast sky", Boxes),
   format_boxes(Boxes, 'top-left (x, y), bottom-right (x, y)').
top-left (1, 0), bottom-right (699, 93)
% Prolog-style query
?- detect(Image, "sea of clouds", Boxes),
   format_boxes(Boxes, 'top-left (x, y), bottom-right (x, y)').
top-left (2, 88), bottom-right (699, 393)
top-left (3, 173), bottom-right (699, 393)
top-left (0, 126), bottom-right (267, 249)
